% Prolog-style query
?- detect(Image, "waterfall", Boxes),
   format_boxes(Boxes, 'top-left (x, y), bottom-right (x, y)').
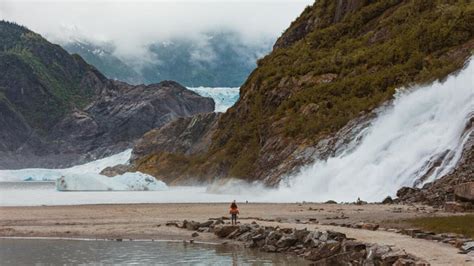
top-left (273, 59), bottom-right (474, 202)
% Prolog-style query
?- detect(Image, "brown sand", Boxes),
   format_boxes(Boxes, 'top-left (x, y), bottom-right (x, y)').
top-left (0, 203), bottom-right (472, 265)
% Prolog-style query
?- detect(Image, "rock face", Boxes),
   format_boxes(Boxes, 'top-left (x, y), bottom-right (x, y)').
top-left (0, 21), bottom-right (214, 169)
top-left (130, 0), bottom-right (474, 186)
top-left (454, 182), bottom-right (474, 202)
top-left (129, 113), bottom-right (221, 184)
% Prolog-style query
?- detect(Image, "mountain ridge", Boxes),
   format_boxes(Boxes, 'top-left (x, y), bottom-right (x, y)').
top-left (0, 20), bottom-right (215, 169)
top-left (62, 31), bottom-right (273, 87)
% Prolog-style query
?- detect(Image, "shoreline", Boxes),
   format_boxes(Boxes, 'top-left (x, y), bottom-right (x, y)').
top-left (1, 203), bottom-right (473, 264)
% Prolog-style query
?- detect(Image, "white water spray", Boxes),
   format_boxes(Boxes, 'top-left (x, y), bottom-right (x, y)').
top-left (272, 59), bottom-right (474, 202)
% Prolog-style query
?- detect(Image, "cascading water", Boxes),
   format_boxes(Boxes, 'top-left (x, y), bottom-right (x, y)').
top-left (273, 59), bottom-right (474, 202)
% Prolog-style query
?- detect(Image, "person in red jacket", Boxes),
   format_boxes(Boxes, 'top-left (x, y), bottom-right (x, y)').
top-left (229, 200), bottom-right (239, 225)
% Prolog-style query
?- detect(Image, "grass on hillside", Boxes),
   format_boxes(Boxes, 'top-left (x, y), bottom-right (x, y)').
top-left (402, 215), bottom-right (474, 238)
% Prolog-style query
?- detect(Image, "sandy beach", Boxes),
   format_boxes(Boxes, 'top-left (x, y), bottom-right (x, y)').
top-left (1, 203), bottom-right (472, 265)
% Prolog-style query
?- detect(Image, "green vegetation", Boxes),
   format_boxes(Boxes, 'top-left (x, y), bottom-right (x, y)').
top-left (403, 215), bottom-right (474, 238)
top-left (0, 20), bottom-right (100, 133)
top-left (203, 0), bottom-right (474, 179)
top-left (137, 0), bottom-right (474, 181)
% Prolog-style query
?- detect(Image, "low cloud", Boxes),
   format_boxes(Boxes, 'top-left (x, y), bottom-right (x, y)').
top-left (0, 1), bottom-right (313, 59)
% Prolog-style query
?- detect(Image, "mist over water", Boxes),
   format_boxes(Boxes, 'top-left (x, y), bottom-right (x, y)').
top-left (270, 59), bottom-right (474, 202)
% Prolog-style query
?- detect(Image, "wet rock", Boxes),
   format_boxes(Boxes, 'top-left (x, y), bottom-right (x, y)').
top-left (183, 220), bottom-right (200, 231)
top-left (381, 249), bottom-right (408, 265)
top-left (236, 231), bottom-right (253, 242)
top-left (275, 235), bottom-right (298, 248)
top-left (197, 227), bottom-right (209, 233)
top-left (213, 225), bottom-right (240, 238)
top-left (199, 220), bottom-right (214, 228)
top-left (462, 241), bottom-right (474, 252)
top-left (263, 245), bottom-right (277, 252)
top-left (294, 229), bottom-right (311, 242)
top-left (304, 232), bottom-right (322, 248)
top-left (191, 232), bottom-right (199, 237)
top-left (327, 230), bottom-right (347, 241)
top-left (343, 240), bottom-right (366, 252)
top-left (265, 231), bottom-right (282, 246)
top-left (305, 241), bottom-right (341, 261)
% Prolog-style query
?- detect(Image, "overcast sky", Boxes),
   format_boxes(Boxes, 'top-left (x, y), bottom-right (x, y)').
top-left (0, 0), bottom-right (313, 58)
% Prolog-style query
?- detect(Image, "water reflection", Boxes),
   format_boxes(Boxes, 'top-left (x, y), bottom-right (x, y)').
top-left (0, 238), bottom-right (308, 265)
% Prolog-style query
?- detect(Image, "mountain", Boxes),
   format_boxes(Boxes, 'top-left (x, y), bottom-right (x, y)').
top-left (63, 31), bottom-right (273, 87)
top-left (128, 0), bottom-right (474, 188)
top-left (0, 21), bottom-right (214, 169)
top-left (62, 41), bottom-right (142, 84)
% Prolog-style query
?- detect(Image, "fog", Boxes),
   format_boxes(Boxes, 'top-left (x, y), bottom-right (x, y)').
top-left (0, 0), bottom-right (313, 59)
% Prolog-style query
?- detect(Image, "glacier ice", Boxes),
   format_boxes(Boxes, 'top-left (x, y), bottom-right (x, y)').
top-left (0, 149), bottom-right (132, 182)
top-left (0, 149), bottom-right (168, 191)
top-left (188, 87), bottom-right (239, 112)
top-left (56, 172), bottom-right (168, 191)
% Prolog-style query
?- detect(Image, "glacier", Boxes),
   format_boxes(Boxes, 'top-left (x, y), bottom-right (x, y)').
top-left (0, 149), bottom-right (168, 191)
top-left (188, 87), bottom-right (239, 112)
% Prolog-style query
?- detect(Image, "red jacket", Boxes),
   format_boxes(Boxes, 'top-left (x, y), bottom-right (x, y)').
top-left (229, 207), bottom-right (239, 215)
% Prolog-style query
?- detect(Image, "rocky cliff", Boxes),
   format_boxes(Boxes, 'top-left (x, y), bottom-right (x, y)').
top-left (0, 21), bottom-right (214, 169)
top-left (130, 0), bottom-right (474, 185)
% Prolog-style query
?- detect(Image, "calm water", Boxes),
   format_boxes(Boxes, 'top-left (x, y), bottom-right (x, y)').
top-left (0, 238), bottom-right (308, 265)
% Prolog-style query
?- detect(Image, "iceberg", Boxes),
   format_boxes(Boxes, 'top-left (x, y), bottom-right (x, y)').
top-left (56, 172), bottom-right (168, 191)
top-left (0, 149), bottom-right (168, 191)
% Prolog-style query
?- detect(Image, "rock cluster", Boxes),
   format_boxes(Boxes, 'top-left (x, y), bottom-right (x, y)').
top-left (171, 219), bottom-right (427, 265)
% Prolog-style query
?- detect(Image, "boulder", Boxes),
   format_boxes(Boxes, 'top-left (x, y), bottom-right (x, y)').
top-left (213, 225), bottom-right (239, 238)
top-left (265, 231), bottom-right (282, 246)
top-left (342, 240), bottom-right (366, 252)
top-left (462, 241), bottom-right (474, 252)
top-left (294, 229), bottom-right (311, 242)
top-left (305, 241), bottom-right (341, 261)
top-left (199, 220), bottom-right (213, 228)
top-left (381, 249), bottom-right (408, 265)
top-left (183, 220), bottom-right (200, 230)
top-left (454, 182), bottom-right (474, 202)
top-left (275, 235), bottom-right (298, 248)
